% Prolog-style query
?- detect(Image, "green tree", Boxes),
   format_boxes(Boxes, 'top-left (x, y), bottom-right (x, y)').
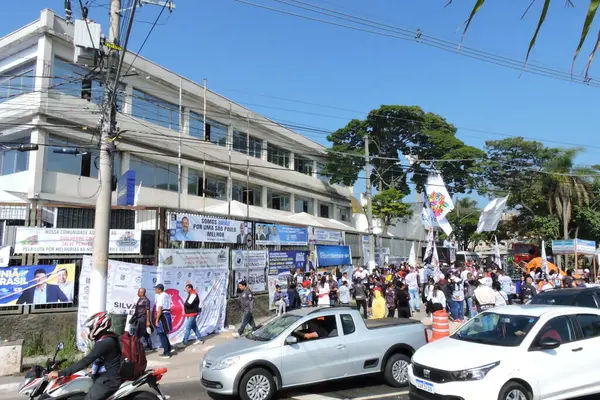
top-left (371, 188), bottom-right (413, 235)
top-left (543, 148), bottom-right (595, 239)
top-left (324, 105), bottom-right (485, 194)
top-left (444, 197), bottom-right (482, 250)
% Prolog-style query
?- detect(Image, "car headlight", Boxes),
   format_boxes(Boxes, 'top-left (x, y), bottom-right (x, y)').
top-left (450, 361), bottom-right (500, 381)
top-left (212, 356), bottom-right (240, 370)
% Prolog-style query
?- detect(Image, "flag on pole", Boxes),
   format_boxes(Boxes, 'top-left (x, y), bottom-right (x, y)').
top-left (432, 241), bottom-right (440, 275)
top-left (425, 173), bottom-right (455, 221)
top-left (541, 240), bottom-right (548, 275)
top-left (476, 196), bottom-right (509, 233)
top-left (494, 236), bottom-right (502, 269)
top-left (422, 193), bottom-right (453, 235)
top-left (423, 227), bottom-right (434, 262)
top-left (408, 242), bottom-right (416, 268)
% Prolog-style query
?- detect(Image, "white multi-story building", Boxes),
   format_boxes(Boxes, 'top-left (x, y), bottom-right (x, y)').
top-left (0, 9), bottom-right (354, 224)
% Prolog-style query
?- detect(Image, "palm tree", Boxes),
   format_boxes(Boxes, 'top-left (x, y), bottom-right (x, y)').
top-left (544, 149), bottom-right (595, 239)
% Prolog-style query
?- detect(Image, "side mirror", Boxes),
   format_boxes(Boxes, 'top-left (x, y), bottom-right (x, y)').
top-left (539, 337), bottom-right (560, 350)
top-left (285, 336), bottom-right (298, 345)
top-left (56, 342), bottom-right (64, 351)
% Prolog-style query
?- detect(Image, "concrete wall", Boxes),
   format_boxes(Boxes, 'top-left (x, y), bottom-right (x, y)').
top-left (0, 312), bottom-right (77, 354)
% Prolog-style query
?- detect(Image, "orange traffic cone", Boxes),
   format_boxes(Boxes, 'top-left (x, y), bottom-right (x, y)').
top-left (430, 309), bottom-right (450, 342)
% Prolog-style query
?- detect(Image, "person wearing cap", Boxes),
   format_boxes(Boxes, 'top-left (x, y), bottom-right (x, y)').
top-left (154, 284), bottom-right (173, 359)
top-left (236, 281), bottom-right (256, 337)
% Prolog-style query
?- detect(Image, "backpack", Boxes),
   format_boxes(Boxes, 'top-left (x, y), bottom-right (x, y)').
top-left (119, 331), bottom-right (147, 380)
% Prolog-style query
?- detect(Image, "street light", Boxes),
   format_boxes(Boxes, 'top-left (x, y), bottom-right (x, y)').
top-left (0, 144), bottom-right (39, 152)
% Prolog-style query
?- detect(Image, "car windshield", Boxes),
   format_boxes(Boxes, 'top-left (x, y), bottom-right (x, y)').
top-left (247, 314), bottom-right (302, 341)
top-left (530, 294), bottom-right (574, 306)
top-left (451, 312), bottom-right (539, 347)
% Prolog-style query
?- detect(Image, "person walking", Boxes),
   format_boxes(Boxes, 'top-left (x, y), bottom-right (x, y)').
top-left (131, 288), bottom-right (153, 351)
top-left (154, 284), bottom-right (173, 359)
top-left (385, 282), bottom-right (397, 318)
top-left (396, 282), bottom-right (412, 318)
top-left (449, 275), bottom-right (465, 323)
top-left (287, 283), bottom-right (302, 310)
top-left (179, 284), bottom-right (204, 348)
top-left (405, 267), bottom-right (421, 313)
top-left (338, 280), bottom-right (351, 306)
top-left (236, 281), bottom-right (256, 337)
top-left (317, 276), bottom-right (331, 306)
top-left (352, 279), bottom-right (368, 319)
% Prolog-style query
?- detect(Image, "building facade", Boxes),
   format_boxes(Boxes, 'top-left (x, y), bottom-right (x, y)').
top-left (0, 9), bottom-right (353, 223)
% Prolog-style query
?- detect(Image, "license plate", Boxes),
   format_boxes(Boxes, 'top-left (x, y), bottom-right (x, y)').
top-left (415, 378), bottom-right (434, 394)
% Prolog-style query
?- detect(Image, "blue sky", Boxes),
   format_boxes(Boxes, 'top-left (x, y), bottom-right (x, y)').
top-left (4, 1), bottom-right (600, 202)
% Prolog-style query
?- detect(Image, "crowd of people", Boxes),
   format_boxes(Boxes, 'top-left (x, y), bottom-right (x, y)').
top-left (269, 262), bottom-right (597, 323)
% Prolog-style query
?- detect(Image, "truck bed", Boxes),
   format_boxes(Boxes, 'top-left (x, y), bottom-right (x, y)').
top-left (363, 317), bottom-right (420, 329)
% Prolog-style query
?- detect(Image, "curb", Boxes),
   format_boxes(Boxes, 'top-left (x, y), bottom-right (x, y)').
top-left (0, 382), bottom-right (21, 392)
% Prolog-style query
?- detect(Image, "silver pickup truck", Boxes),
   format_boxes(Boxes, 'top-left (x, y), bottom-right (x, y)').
top-left (200, 306), bottom-right (427, 400)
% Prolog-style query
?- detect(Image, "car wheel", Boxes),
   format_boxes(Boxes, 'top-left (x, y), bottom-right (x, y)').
top-left (239, 368), bottom-right (276, 400)
top-left (383, 353), bottom-right (410, 388)
top-left (498, 382), bottom-right (531, 400)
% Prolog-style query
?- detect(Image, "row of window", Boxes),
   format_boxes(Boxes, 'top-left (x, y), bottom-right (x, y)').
top-left (0, 61), bottom-right (35, 103)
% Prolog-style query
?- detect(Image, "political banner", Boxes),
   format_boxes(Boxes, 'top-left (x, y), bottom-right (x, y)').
top-left (268, 250), bottom-right (311, 275)
top-left (308, 227), bottom-right (345, 245)
top-left (255, 223), bottom-right (308, 245)
top-left (77, 253), bottom-right (229, 351)
top-left (14, 228), bottom-right (141, 254)
top-left (169, 213), bottom-right (252, 244)
top-left (0, 263), bottom-right (76, 305)
top-left (363, 246), bottom-right (390, 266)
top-left (232, 250), bottom-right (267, 293)
top-left (316, 245), bottom-right (352, 267)
top-left (267, 272), bottom-right (292, 311)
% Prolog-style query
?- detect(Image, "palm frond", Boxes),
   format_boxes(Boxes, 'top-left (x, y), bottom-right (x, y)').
top-left (572, 0), bottom-right (600, 73)
top-left (526, 0), bottom-right (551, 66)
top-left (459, 0), bottom-right (487, 51)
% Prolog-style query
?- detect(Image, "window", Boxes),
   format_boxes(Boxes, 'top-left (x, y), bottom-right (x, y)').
top-left (205, 119), bottom-right (227, 147)
top-left (249, 136), bottom-right (262, 159)
top-left (534, 316), bottom-right (576, 346)
top-left (44, 135), bottom-right (120, 179)
top-left (340, 314), bottom-right (356, 335)
top-left (268, 190), bottom-right (290, 211)
top-left (575, 314), bottom-right (600, 339)
top-left (317, 163), bottom-right (329, 183)
top-left (0, 139), bottom-right (29, 176)
top-left (295, 197), bottom-right (314, 214)
top-left (294, 156), bottom-right (313, 175)
top-left (0, 61), bottom-right (35, 103)
top-left (292, 315), bottom-right (338, 342)
top-left (232, 181), bottom-right (261, 206)
top-left (575, 293), bottom-right (598, 308)
top-left (188, 170), bottom-right (227, 199)
top-left (232, 130), bottom-right (247, 154)
top-left (189, 111), bottom-right (204, 139)
top-left (452, 313), bottom-right (538, 347)
top-left (132, 88), bottom-right (179, 131)
top-left (130, 155), bottom-right (178, 192)
top-left (320, 203), bottom-right (331, 218)
top-left (338, 206), bottom-right (351, 222)
top-left (267, 143), bottom-right (290, 168)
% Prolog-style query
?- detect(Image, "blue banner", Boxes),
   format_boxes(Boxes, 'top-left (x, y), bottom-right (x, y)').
top-left (117, 170), bottom-right (136, 206)
top-left (0, 264), bottom-right (76, 305)
top-left (316, 245), bottom-right (352, 267)
top-left (268, 251), bottom-right (311, 275)
top-left (256, 223), bottom-right (308, 246)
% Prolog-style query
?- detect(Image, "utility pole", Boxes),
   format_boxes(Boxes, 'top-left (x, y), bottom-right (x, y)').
top-left (202, 78), bottom-right (207, 212)
top-left (177, 77), bottom-right (183, 209)
top-left (365, 132), bottom-right (375, 271)
top-left (89, 0), bottom-right (121, 315)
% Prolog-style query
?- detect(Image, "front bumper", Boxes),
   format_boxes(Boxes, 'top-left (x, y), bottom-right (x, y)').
top-left (408, 366), bottom-right (498, 400)
top-left (200, 366), bottom-right (238, 395)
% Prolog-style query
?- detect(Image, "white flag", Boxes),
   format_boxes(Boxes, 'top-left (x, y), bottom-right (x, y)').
top-left (432, 241), bottom-right (440, 271)
top-left (425, 173), bottom-right (455, 222)
top-left (422, 193), bottom-right (453, 235)
top-left (408, 242), bottom-right (416, 268)
top-left (0, 246), bottom-right (9, 267)
top-left (423, 227), bottom-right (434, 262)
top-left (476, 196), bottom-right (509, 233)
top-left (541, 240), bottom-right (548, 275)
top-left (494, 236), bottom-right (502, 269)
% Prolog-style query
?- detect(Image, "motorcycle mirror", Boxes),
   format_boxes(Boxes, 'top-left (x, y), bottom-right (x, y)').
top-left (56, 342), bottom-right (64, 351)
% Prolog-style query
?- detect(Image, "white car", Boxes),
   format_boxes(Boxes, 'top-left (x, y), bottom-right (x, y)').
top-left (409, 305), bottom-right (600, 400)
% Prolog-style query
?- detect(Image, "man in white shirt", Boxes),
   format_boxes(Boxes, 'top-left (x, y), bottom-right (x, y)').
top-left (338, 281), bottom-right (351, 305)
top-left (154, 284), bottom-right (173, 358)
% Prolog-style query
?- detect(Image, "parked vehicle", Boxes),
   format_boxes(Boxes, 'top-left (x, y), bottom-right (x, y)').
top-left (408, 305), bottom-right (600, 400)
top-left (19, 342), bottom-right (168, 400)
top-left (201, 306), bottom-right (427, 400)
top-left (530, 287), bottom-right (600, 308)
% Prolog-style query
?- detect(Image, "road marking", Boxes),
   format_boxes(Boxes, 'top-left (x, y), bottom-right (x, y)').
top-left (353, 390), bottom-right (409, 400)
top-left (292, 395), bottom-right (340, 400)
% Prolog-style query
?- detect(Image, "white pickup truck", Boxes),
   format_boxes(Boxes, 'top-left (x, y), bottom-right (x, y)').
top-left (201, 306), bottom-right (428, 400)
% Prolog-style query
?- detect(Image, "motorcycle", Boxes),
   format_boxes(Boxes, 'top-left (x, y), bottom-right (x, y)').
top-left (19, 342), bottom-right (168, 399)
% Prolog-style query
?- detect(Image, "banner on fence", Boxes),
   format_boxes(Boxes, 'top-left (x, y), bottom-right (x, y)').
top-left (169, 213), bottom-right (252, 244)
top-left (14, 228), bottom-right (141, 254)
top-left (0, 263), bottom-right (76, 305)
top-left (267, 271), bottom-right (292, 311)
top-left (268, 250), bottom-right (310, 275)
top-left (255, 223), bottom-right (308, 246)
top-left (308, 227), bottom-right (345, 245)
top-left (232, 250), bottom-right (267, 292)
top-left (363, 246), bottom-right (390, 266)
top-left (77, 253), bottom-right (229, 351)
top-left (316, 245), bottom-right (352, 267)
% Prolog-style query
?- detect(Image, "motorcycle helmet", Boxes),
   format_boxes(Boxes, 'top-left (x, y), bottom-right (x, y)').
top-left (84, 312), bottom-right (112, 341)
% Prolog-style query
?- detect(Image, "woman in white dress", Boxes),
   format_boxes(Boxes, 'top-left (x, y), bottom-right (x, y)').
top-left (317, 276), bottom-right (330, 306)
